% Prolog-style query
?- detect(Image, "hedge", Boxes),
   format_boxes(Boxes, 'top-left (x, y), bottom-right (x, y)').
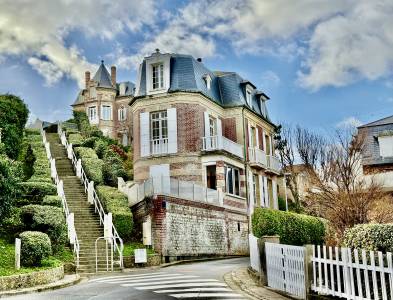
top-left (82, 157), bottom-right (104, 184)
top-left (343, 224), bottom-right (393, 252)
top-left (96, 185), bottom-right (133, 241)
top-left (82, 137), bottom-right (99, 148)
top-left (74, 147), bottom-right (98, 159)
top-left (20, 205), bottom-right (67, 252)
top-left (20, 231), bottom-right (52, 266)
top-left (103, 150), bottom-right (127, 186)
top-left (68, 133), bottom-right (84, 146)
top-left (94, 139), bottom-right (108, 159)
top-left (252, 208), bottom-right (326, 246)
top-left (19, 181), bottom-right (57, 204)
top-left (42, 195), bottom-right (62, 207)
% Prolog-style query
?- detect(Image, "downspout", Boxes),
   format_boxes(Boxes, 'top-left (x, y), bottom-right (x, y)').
top-left (242, 107), bottom-right (251, 235)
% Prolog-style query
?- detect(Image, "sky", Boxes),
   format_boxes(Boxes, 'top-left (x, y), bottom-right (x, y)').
top-left (0, 0), bottom-right (393, 133)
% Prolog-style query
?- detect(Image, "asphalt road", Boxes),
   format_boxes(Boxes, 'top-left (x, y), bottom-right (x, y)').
top-left (6, 257), bottom-right (250, 300)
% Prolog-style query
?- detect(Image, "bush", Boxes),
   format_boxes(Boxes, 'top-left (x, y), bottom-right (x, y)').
top-left (20, 205), bottom-right (67, 252)
top-left (96, 185), bottom-right (133, 241)
top-left (20, 231), bottom-right (52, 266)
top-left (0, 207), bottom-right (23, 238)
top-left (68, 133), bottom-right (84, 146)
top-left (343, 224), bottom-right (393, 252)
top-left (42, 195), bottom-right (62, 207)
top-left (19, 181), bottom-right (57, 204)
top-left (103, 150), bottom-right (127, 186)
top-left (83, 157), bottom-right (104, 184)
top-left (94, 139), bottom-right (108, 159)
top-left (74, 147), bottom-right (98, 159)
top-left (82, 137), bottom-right (99, 148)
top-left (252, 208), bottom-right (326, 246)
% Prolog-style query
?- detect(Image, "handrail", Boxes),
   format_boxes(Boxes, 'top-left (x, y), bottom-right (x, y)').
top-left (58, 123), bottom-right (123, 268)
top-left (40, 128), bottom-right (80, 268)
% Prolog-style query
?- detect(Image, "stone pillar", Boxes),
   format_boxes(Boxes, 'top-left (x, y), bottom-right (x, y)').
top-left (258, 235), bottom-right (280, 286)
top-left (88, 181), bottom-right (94, 204)
top-left (76, 159), bottom-right (82, 178)
top-left (216, 161), bottom-right (226, 194)
top-left (111, 66), bottom-right (116, 87)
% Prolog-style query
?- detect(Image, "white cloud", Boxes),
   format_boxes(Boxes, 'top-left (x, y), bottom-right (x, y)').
top-left (0, 0), bottom-right (156, 87)
top-left (336, 117), bottom-right (363, 129)
top-left (260, 70), bottom-right (280, 89)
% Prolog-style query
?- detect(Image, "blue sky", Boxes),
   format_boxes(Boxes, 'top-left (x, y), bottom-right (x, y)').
top-left (0, 0), bottom-right (392, 133)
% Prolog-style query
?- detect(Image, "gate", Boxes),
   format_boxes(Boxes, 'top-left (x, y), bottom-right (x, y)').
top-left (265, 242), bottom-right (306, 299)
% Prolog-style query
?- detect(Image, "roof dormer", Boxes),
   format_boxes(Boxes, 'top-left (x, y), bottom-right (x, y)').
top-left (203, 74), bottom-right (212, 90)
top-left (145, 49), bottom-right (171, 95)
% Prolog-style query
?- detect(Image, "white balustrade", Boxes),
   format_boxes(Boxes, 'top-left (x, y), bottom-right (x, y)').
top-left (202, 135), bottom-right (243, 159)
top-left (150, 138), bottom-right (169, 155)
top-left (267, 155), bottom-right (281, 173)
top-left (248, 147), bottom-right (268, 166)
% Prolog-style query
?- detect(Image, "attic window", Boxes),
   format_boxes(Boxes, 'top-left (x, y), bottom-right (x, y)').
top-left (203, 75), bottom-right (212, 90)
top-left (152, 63), bottom-right (164, 90)
top-left (246, 88), bottom-right (252, 106)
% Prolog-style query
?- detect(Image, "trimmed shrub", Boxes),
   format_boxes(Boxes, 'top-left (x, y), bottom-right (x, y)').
top-left (252, 208), bottom-right (326, 246)
top-left (42, 195), bottom-right (62, 207)
top-left (24, 128), bottom-right (41, 136)
top-left (96, 185), bottom-right (133, 241)
top-left (82, 157), bottom-right (104, 184)
top-left (343, 224), bottom-right (393, 252)
top-left (74, 147), bottom-right (98, 159)
top-left (19, 181), bottom-right (57, 204)
top-left (94, 139), bottom-right (108, 159)
top-left (20, 231), bottom-right (52, 266)
top-left (68, 133), bottom-right (84, 146)
top-left (20, 205), bottom-right (67, 252)
top-left (0, 207), bottom-right (23, 238)
top-left (103, 150), bottom-right (127, 186)
top-left (82, 137), bottom-right (99, 148)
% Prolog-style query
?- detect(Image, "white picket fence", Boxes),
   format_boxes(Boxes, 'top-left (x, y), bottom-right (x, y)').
top-left (265, 242), bottom-right (307, 299)
top-left (312, 245), bottom-right (393, 300)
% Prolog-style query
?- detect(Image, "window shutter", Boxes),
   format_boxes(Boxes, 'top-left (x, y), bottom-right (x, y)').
top-left (255, 127), bottom-right (259, 149)
top-left (216, 118), bottom-right (223, 148)
top-left (269, 135), bottom-right (273, 155)
top-left (263, 177), bottom-right (269, 207)
top-left (118, 109), bottom-right (121, 121)
top-left (248, 170), bottom-right (254, 211)
top-left (204, 111), bottom-right (210, 137)
top-left (245, 119), bottom-right (249, 160)
top-left (272, 180), bottom-right (278, 209)
top-left (262, 133), bottom-right (267, 152)
top-left (257, 126), bottom-right (264, 151)
top-left (258, 175), bottom-right (264, 207)
top-left (167, 108), bottom-right (177, 154)
top-left (140, 112), bottom-right (150, 157)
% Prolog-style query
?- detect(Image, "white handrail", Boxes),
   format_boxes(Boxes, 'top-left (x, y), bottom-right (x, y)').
top-left (58, 123), bottom-right (124, 268)
top-left (40, 128), bottom-right (80, 267)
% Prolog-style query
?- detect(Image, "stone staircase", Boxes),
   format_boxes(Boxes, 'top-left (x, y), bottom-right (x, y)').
top-left (46, 133), bottom-right (121, 274)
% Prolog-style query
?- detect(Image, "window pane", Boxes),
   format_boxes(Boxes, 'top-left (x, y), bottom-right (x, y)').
top-left (227, 167), bottom-right (233, 194)
top-left (234, 169), bottom-right (240, 196)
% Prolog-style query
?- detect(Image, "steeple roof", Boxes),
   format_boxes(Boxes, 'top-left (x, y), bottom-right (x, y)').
top-left (92, 60), bottom-right (113, 88)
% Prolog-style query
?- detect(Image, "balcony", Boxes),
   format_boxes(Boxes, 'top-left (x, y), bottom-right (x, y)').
top-left (202, 135), bottom-right (244, 160)
top-left (151, 138), bottom-right (168, 155)
top-left (267, 155), bottom-right (281, 174)
top-left (248, 147), bottom-right (268, 168)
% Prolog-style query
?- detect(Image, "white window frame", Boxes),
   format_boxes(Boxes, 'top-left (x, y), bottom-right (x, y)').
top-left (150, 110), bottom-right (168, 155)
top-left (146, 53), bottom-right (171, 95)
top-left (152, 63), bottom-right (164, 90)
top-left (225, 165), bottom-right (240, 196)
top-left (101, 105), bottom-right (112, 121)
top-left (204, 75), bottom-right (212, 90)
top-left (87, 106), bottom-right (97, 123)
top-left (252, 174), bottom-right (258, 205)
top-left (246, 87), bottom-right (252, 106)
top-left (118, 106), bottom-right (126, 121)
top-left (378, 135), bottom-right (393, 158)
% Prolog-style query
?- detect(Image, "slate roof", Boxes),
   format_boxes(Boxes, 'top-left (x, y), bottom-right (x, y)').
top-left (358, 115), bottom-right (393, 128)
top-left (92, 60), bottom-right (113, 88)
top-left (135, 54), bottom-right (272, 122)
top-left (117, 81), bottom-right (135, 96)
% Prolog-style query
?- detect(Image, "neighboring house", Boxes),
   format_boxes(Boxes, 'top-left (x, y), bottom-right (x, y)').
top-left (130, 50), bottom-right (281, 213)
top-left (72, 61), bottom-right (134, 146)
top-left (358, 115), bottom-right (393, 192)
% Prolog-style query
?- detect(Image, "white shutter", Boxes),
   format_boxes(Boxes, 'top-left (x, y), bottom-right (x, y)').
top-left (269, 135), bottom-right (273, 155)
top-left (216, 118), bottom-right (222, 148)
top-left (204, 111), bottom-right (210, 137)
top-left (262, 132), bottom-right (266, 152)
top-left (248, 170), bottom-right (254, 214)
top-left (255, 127), bottom-right (259, 149)
top-left (118, 109), bottom-right (121, 121)
top-left (258, 175), bottom-right (264, 207)
top-left (167, 108), bottom-right (177, 154)
top-left (264, 177), bottom-right (269, 208)
top-left (272, 180), bottom-right (278, 209)
top-left (140, 112), bottom-right (150, 157)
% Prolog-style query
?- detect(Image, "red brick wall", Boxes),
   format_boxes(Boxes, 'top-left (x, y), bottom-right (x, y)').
top-left (222, 118), bottom-right (237, 142)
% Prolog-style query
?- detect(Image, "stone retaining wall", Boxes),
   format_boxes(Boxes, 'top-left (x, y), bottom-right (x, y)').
top-left (0, 266), bottom-right (64, 291)
top-left (123, 254), bottom-right (161, 268)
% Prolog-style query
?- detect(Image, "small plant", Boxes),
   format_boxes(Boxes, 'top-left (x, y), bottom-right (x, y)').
top-left (42, 195), bottom-right (62, 207)
top-left (20, 231), bottom-right (52, 266)
top-left (68, 133), bottom-right (84, 146)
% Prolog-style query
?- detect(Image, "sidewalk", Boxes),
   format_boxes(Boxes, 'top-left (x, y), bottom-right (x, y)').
top-left (0, 274), bottom-right (82, 298)
top-left (224, 267), bottom-right (289, 300)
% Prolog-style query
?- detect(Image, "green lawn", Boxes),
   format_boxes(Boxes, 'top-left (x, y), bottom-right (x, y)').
top-left (123, 242), bottom-right (156, 257)
top-left (0, 238), bottom-right (74, 277)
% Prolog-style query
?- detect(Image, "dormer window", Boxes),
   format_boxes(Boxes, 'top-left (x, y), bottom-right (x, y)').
top-left (152, 63), bottom-right (164, 90)
top-left (203, 74), bottom-right (212, 90)
top-left (246, 88), bottom-right (252, 106)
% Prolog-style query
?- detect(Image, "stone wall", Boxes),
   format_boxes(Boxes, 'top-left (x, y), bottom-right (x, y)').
top-left (0, 266), bottom-right (64, 292)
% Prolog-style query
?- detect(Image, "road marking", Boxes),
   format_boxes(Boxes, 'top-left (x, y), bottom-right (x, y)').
top-left (170, 293), bottom-right (244, 298)
top-left (122, 279), bottom-right (219, 287)
top-left (155, 287), bottom-right (232, 293)
top-left (93, 274), bottom-right (185, 283)
top-left (99, 275), bottom-right (198, 284)
top-left (89, 272), bottom-right (167, 282)
top-left (133, 282), bottom-right (228, 290)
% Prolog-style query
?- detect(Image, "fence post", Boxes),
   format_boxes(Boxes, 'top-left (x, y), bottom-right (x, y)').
top-left (50, 158), bottom-right (56, 179)
top-left (258, 235), bottom-right (280, 286)
top-left (88, 181), bottom-right (94, 204)
top-left (15, 238), bottom-right (21, 270)
top-left (67, 143), bottom-right (73, 159)
top-left (76, 159), bottom-right (82, 178)
top-left (304, 244), bottom-right (313, 299)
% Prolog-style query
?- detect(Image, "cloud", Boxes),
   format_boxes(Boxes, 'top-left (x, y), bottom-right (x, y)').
top-left (260, 70), bottom-right (281, 89)
top-left (0, 0), bottom-right (156, 87)
top-left (336, 117), bottom-right (362, 129)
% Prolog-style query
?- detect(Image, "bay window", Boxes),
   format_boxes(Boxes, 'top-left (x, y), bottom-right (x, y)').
top-left (225, 165), bottom-right (240, 196)
top-left (101, 105), bottom-right (112, 121)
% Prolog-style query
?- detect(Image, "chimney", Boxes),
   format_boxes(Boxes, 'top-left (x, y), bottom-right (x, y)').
top-left (85, 71), bottom-right (90, 89)
top-left (197, 58), bottom-right (202, 62)
top-left (111, 66), bottom-right (116, 87)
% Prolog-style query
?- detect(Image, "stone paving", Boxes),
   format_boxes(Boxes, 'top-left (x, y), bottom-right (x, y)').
top-left (224, 267), bottom-right (290, 300)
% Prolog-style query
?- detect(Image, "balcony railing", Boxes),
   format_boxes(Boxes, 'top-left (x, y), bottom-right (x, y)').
top-left (248, 147), bottom-right (268, 167)
top-left (151, 138), bottom-right (168, 155)
top-left (202, 135), bottom-right (243, 159)
top-left (267, 155), bottom-right (281, 173)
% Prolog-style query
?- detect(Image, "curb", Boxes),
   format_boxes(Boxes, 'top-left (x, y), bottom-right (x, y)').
top-left (160, 256), bottom-right (244, 268)
top-left (0, 274), bottom-right (82, 298)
